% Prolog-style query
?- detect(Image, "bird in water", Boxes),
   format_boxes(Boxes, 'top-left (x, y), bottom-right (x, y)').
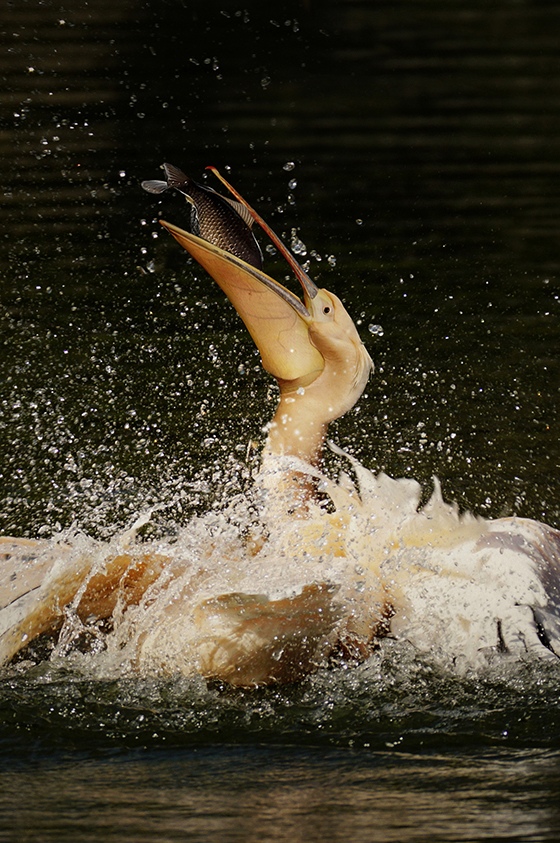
top-left (1, 165), bottom-right (559, 686)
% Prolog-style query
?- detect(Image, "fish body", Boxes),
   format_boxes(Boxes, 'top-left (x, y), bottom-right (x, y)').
top-left (142, 163), bottom-right (263, 268)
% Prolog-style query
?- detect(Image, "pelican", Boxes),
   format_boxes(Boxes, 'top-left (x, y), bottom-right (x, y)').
top-left (1, 164), bottom-right (559, 686)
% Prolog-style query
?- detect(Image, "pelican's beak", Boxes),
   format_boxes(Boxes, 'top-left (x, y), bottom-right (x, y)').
top-left (160, 220), bottom-right (324, 388)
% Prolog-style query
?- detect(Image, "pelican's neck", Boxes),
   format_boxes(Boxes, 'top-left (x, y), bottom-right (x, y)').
top-left (257, 389), bottom-right (328, 516)
top-left (258, 318), bottom-right (372, 513)
top-left (265, 389), bottom-right (327, 466)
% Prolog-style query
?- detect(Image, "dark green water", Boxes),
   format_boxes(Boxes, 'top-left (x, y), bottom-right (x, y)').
top-left (1, 1), bottom-right (559, 840)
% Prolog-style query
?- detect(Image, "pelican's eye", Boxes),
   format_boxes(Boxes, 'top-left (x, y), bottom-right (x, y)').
top-left (323, 305), bottom-right (331, 315)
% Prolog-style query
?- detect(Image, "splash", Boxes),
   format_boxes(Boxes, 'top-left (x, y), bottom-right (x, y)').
top-left (2, 447), bottom-right (559, 689)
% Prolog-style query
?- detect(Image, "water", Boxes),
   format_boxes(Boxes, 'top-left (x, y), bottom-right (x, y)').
top-left (4, 744), bottom-right (558, 843)
top-left (2, 655), bottom-right (560, 841)
top-left (1, 0), bottom-right (560, 840)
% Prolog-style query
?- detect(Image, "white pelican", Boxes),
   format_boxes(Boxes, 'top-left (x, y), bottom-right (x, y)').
top-left (1, 164), bottom-right (559, 686)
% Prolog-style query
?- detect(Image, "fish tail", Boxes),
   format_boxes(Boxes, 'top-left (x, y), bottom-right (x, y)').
top-left (163, 162), bottom-right (190, 189)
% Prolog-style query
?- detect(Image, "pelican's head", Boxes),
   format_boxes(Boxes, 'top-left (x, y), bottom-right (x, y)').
top-left (157, 218), bottom-right (372, 420)
top-left (300, 286), bottom-right (373, 422)
top-left (144, 165), bottom-right (373, 461)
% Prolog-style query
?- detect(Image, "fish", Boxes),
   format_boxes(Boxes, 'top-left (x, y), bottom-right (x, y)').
top-left (142, 162), bottom-right (263, 268)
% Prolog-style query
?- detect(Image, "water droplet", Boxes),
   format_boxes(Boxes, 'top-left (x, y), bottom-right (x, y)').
top-left (356, 218), bottom-right (363, 226)
top-left (283, 161), bottom-right (295, 171)
top-left (368, 324), bottom-right (384, 336)
top-left (288, 178), bottom-right (297, 189)
top-left (290, 228), bottom-right (307, 256)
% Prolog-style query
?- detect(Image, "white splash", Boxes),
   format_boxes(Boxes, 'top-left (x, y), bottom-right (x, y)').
top-left (1, 446), bottom-right (559, 686)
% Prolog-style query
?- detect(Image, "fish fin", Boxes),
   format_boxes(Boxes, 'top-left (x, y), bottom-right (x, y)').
top-left (221, 197), bottom-right (256, 229)
top-left (142, 163), bottom-right (191, 194)
top-left (163, 162), bottom-right (190, 188)
top-left (189, 204), bottom-right (200, 236)
top-left (141, 179), bottom-right (170, 194)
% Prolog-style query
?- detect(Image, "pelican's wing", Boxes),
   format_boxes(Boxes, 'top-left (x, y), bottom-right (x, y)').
top-left (193, 582), bottom-right (342, 686)
top-left (0, 538), bottom-right (91, 664)
top-left (505, 519), bottom-right (560, 655)
top-left (0, 537), bottom-right (168, 665)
